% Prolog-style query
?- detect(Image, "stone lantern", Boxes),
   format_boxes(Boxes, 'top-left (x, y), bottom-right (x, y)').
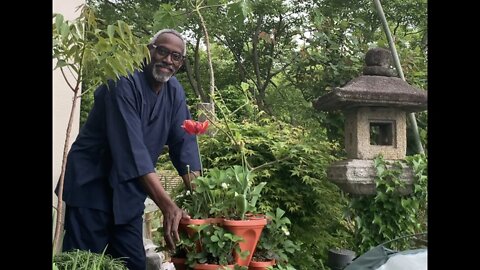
top-left (197, 102), bottom-right (217, 136)
top-left (313, 48), bottom-right (427, 195)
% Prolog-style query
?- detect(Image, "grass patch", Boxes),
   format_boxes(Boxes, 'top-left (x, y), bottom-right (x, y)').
top-left (53, 249), bottom-right (128, 270)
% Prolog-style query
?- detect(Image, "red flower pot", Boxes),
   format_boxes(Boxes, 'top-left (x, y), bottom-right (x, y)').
top-left (194, 263), bottom-right (234, 269)
top-left (223, 218), bottom-right (267, 266)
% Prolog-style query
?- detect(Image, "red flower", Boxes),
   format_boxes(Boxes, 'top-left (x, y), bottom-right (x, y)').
top-left (182, 120), bottom-right (209, 135)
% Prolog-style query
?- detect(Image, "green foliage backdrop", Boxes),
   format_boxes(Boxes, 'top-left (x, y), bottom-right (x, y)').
top-left (74, 1), bottom-right (427, 268)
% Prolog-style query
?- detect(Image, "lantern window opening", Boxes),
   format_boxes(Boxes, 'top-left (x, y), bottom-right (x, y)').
top-left (369, 121), bottom-right (395, 146)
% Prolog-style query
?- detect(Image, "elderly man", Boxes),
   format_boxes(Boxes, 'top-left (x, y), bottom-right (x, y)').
top-left (57, 29), bottom-right (200, 270)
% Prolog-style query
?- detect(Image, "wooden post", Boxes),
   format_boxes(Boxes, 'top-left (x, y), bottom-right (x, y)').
top-left (145, 212), bottom-right (153, 239)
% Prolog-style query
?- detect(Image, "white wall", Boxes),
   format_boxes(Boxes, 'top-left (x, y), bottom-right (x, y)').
top-left (52, 0), bottom-right (85, 208)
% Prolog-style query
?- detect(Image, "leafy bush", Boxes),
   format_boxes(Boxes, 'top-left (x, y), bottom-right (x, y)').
top-left (157, 96), bottom-right (354, 268)
top-left (195, 118), bottom-right (353, 268)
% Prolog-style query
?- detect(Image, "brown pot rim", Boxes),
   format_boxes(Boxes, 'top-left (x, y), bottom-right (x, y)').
top-left (249, 258), bottom-right (276, 267)
top-left (223, 218), bottom-right (267, 226)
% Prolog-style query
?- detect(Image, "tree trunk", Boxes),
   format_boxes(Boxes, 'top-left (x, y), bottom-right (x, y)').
top-left (53, 77), bottom-right (81, 253)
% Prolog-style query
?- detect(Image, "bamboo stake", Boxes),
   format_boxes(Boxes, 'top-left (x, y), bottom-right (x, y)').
top-left (373, 0), bottom-right (425, 154)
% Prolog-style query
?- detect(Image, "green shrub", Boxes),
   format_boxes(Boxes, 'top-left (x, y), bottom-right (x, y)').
top-left (53, 249), bottom-right (128, 270)
top-left (348, 154), bottom-right (428, 254)
top-left (198, 119), bottom-right (352, 269)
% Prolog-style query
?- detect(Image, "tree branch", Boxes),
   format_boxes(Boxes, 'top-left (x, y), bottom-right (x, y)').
top-left (214, 34), bottom-right (259, 89)
top-left (60, 67), bottom-right (76, 92)
top-left (250, 156), bottom-right (290, 173)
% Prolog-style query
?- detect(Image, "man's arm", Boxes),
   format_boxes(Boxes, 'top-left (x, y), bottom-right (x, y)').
top-left (139, 172), bottom-right (189, 250)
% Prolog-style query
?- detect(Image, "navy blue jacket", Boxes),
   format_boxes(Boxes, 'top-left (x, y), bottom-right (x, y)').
top-left (60, 70), bottom-right (201, 224)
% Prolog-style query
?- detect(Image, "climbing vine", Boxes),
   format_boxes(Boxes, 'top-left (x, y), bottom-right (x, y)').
top-left (348, 154), bottom-right (427, 254)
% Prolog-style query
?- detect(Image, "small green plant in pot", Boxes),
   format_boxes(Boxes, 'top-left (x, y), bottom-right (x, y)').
top-left (251, 208), bottom-right (300, 269)
top-left (210, 165), bottom-right (267, 267)
top-left (156, 228), bottom-right (196, 270)
top-left (179, 167), bottom-right (238, 219)
top-left (177, 165), bottom-right (267, 220)
top-left (223, 165), bottom-right (266, 220)
top-left (186, 223), bottom-right (249, 269)
top-left (174, 165), bottom-right (268, 267)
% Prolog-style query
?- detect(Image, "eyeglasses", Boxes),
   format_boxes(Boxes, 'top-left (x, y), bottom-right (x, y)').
top-left (150, 44), bottom-right (184, 63)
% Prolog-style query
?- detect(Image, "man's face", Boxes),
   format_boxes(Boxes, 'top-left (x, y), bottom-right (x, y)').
top-left (148, 33), bottom-right (184, 83)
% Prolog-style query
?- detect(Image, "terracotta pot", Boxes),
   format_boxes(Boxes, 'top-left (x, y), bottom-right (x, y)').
top-left (194, 263), bottom-right (234, 270)
top-left (223, 218), bottom-right (267, 266)
top-left (248, 259), bottom-right (275, 270)
top-left (180, 218), bottom-right (224, 252)
top-left (246, 213), bottom-right (267, 220)
top-left (180, 218), bottom-right (224, 238)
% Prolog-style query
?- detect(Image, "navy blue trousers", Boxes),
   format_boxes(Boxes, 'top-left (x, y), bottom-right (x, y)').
top-left (62, 206), bottom-right (146, 270)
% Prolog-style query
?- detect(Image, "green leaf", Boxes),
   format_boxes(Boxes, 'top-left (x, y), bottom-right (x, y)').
top-left (107, 25), bottom-right (115, 43)
top-left (60, 23), bottom-right (70, 40)
top-left (241, 82), bottom-right (249, 92)
top-left (154, 4), bottom-right (182, 29)
top-left (54, 59), bottom-right (68, 70)
top-left (314, 10), bottom-right (324, 26)
top-left (55, 14), bottom-right (64, 32)
top-left (376, 166), bottom-right (385, 176)
top-left (239, 0), bottom-right (252, 18)
top-left (74, 22), bottom-right (84, 39)
top-left (112, 60), bottom-right (126, 76)
top-left (276, 207), bottom-right (286, 219)
top-left (235, 194), bottom-right (247, 219)
top-left (117, 20), bottom-right (126, 40)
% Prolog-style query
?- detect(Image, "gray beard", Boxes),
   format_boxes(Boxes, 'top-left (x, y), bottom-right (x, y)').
top-left (152, 69), bottom-right (172, 82)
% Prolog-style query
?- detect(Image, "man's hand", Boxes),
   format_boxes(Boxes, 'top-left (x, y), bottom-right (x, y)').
top-left (139, 172), bottom-right (191, 249)
top-left (162, 204), bottom-right (190, 250)
top-left (181, 171), bottom-right (200, 190)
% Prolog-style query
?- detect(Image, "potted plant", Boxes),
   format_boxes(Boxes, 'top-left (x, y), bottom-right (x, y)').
top-left (167, 231), bottom-right (195, 270)
top-left (185, 223), bottom-right (249, 270)
top-left (176, 165), bottom-right (268, 267)
top-left (176, 116), bottom-right (269, 267)
top-left (219, 166), bottom-right (267, 266)
top-left (249, 208), bottom-right (300, 270)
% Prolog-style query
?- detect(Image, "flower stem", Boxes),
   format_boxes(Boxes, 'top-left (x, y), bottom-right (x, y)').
top-left (196, 136), bottom-right (203, 176)
top-left (186, 164), bottom-right (192, 192)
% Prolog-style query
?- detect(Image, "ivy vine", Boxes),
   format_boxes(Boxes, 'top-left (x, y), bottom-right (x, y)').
top-left (348, 154), bottom-right (427, 254)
